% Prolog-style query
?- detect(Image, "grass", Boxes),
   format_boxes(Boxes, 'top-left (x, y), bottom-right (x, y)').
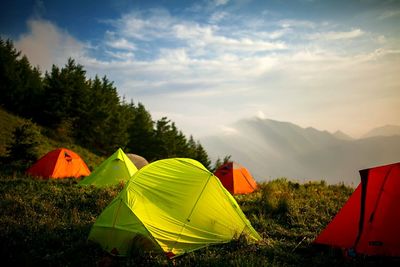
top-left (0, 174), bottom-right (368, 267)
top-left (0, 175), bottom-right (120, 266)
top-left (1, 108), bottom-right (397, 266)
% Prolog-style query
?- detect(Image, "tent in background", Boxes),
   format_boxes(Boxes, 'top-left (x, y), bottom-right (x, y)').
top-left (314, 162), bottom-right (400, 257)
top-left (214, 162), bottom-right (257, 194)
top-left (26, 148), bottom-right (90, 179)
top-left (126, 153), bottom-right (148, 170)
top-left (78, 148), bottom-right (137, 187)
top-left (89, 158), bottom-right (261, 258)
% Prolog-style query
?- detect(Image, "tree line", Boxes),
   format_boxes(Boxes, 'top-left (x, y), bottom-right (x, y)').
top-left (0, 38), bottom-right (215, 169)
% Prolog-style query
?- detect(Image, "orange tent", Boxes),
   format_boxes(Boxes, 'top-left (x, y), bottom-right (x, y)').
top-left (214, 162), bottom-right (257, 194)
top-left (26, 148), bottom-right (91, 179)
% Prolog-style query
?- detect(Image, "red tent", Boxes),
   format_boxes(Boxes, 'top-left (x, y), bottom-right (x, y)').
top-left (27, 148), bottom-right (91, 179)
top-left (214, 162), bottom-right (257, 195)
top-left (314, 162), bottom-right (400, 256)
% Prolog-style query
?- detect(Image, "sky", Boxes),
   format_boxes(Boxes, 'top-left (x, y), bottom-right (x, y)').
top-left (1, 0), bottom-right (399, 139)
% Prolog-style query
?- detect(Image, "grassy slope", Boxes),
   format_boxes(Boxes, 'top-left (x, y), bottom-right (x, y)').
top-left (0, 176), bottom-right (367, 267)
top-left (1, 108), bottom-right (396, 266)
top-left (0, 107), bottom-right (103, 169)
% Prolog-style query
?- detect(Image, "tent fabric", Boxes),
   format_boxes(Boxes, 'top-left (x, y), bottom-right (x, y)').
top-left (89, 158), bottom-right (261, 258)
top-left (314, 162), bottom-right (400, 257)
top-left (79, 148), bottom-right (137, 188)
top-left (214, 162), bottom-right (257, 194)
top-left (26, 148), bottom-right (90, 179)
top-left (126, 153), bottom-right (149, 170)
top-left (313, 184), bottom-right (362, 249)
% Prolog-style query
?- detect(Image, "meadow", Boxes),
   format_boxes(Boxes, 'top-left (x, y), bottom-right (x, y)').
top-left (0, 109), bottom-right (393, 266)
top-left (1, 173), bottom-right (377, 267)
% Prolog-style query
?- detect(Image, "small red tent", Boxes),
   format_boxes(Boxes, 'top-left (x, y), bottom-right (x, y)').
top-left (26, 148), bottom-right (91, 179)
top-left (314, 162), bottom-right (400, 256)
top-left (214, 162), bottom-right (257, 194)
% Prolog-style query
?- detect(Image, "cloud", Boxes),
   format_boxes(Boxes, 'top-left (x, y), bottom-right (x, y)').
top-left (353, 48), bottom-right (400, 62)
top-left (308, 28), bottom-right (365, 40)
top-left (189, 0), bottom-right (231, 13)
top-left (173, 23), bottom-right (287, 53)
top-left (82, 10), bottom-right (396, 116)
top-left (378, 9), bottom-right (400, 20)
top-left (11, 7), bottom-right (400, 139)
top-left (158, 48), bottom-right (190, 64)
top-left (278, 19), bottom-right (316, 29)
top-left (214, 0), bottom-right (230, 6)
top-left (209, 11), bottom-right (229, 23)
top-left (219, 125), bottom-right (239, 136)
top-left (106, 8), bottom-right (287, 63)
top-left (15, 19), bottom-right (87, 71)
top-left (260, 29), bottom-right (291, 40)
top-left (257, 111), bottom-right (266, 119)
top-left (105, 33), bottom-right (136, 51)
top-left (105, 50), bottom-right (135, 60)
top-left (376, 35), bottom-right (386, 44)
top-left (111, 9), bottom-right (175, 41)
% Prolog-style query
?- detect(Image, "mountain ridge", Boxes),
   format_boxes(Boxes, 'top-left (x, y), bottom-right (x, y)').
top-left (362, 125), bottom-right (400, 139)
top-left (201, 117), bottom-right (400, 184)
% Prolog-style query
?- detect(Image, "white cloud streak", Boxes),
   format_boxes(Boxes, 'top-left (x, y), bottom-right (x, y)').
top-left (308, 28), bottom-right (365, 40)
top-left (378, 9), bottom-right (400, 20)
top-left (173, 23), bottom-right (287, 52)
top-left (278, 19), bottom-right (316, 29)
top-left (213, 0), bottom-right (230, 7)
top-left (105, 36), bottom-right (136, 51)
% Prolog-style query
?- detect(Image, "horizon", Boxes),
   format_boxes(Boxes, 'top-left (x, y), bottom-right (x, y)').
top-left (214, 114), bottom-right (400, 139)
top-left (1, 0), bottom-right (399, 138)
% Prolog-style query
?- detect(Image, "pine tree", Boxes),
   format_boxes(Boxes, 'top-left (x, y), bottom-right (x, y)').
top-left (194, 141), bottom-right (212, 170)
top-left (6, 121), bottom-right (41, 170)
top-left (0, 39), bottom-right (43, 117)
top-left (153, 117), bottom-right (171, 159)
top-left (0, 39), bottom-right (21, 111)
top-left (126, 102), bottom-right (155, 159)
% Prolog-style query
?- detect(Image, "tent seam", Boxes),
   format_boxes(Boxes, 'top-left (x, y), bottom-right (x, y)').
top-left (170, 172), bottom-right (214, 253)
top-left (238, 168), bottom-right (257, 191)
top-left (367, 166), bottom-right (394, 223)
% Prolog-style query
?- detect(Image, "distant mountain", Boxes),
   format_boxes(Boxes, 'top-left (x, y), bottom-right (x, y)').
top-left (362, 125), bottom-right (400, 138)
top-left (201, 118), bottom-right (400, 184)
top-left (332, 130), bottom-right (353, 140)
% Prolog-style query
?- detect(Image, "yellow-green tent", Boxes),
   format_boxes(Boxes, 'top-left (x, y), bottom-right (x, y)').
top-left (88, 158), bottom-right (261, 258)
top-left (78, 148), bottom-right (137, 187)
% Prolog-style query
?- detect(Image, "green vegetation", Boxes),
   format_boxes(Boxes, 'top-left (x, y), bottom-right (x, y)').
top-left (0, 175), bottom-right (361, 267)
top-left (0, 107), bottom-right (104, 171)
top-left (0, 107), bottom-right (25, 156)
top-left (0, 38), bottom-right (213, 169)
top-left (5, 120), bottom-right (41, 170)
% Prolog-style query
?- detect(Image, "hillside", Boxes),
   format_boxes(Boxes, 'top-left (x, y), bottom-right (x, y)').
top-left (0, 108), bottom-right (25, 156)
top-left (362, 125), bottom-right (400, 138)
top-left (0, 107), bottom-right (103, 170)
top-left (201, 117), bottom-right (400, 184)
top-left (0, 39), bottom-right (212, 169)
top-left (0, 176), bottom-right (360, 266)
